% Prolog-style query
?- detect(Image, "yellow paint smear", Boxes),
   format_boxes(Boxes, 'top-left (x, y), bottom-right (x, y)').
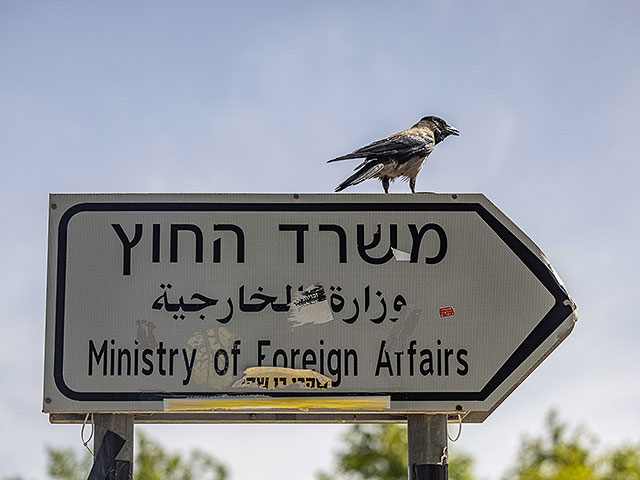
top-left (232, 366), bottom-right (332, 390)
top-left (165, 396), bottom-right (390, 412)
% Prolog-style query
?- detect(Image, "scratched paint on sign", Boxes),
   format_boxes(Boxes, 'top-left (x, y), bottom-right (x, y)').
top-left (188, 327), bottom-right (240, 388)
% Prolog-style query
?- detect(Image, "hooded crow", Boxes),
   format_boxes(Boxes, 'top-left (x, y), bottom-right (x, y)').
top-left (329, 116), bottom-right (459, 193)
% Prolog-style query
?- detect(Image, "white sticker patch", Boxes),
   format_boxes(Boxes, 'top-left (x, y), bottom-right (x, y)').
top-left (391, 248), bottom-right (411, 261)
top-left (288, 283), bottom-right (334, 327)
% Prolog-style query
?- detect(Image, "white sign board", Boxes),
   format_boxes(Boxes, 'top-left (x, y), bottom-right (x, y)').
top-left (43, 194), bottom-right (576, 422)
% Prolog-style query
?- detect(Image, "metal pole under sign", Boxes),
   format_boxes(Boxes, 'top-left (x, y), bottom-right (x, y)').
top-left (88, 414), bottom-right (134, 480)
top-left (408, 414), bottom-right (448, 480)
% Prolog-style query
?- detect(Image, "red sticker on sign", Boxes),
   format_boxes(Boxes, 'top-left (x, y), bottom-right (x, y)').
top-left (439, 306), bottom-right (455, 317)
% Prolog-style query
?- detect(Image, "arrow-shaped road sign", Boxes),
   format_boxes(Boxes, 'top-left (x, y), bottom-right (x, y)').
top-left (44, 194), bottom-right (576, 423)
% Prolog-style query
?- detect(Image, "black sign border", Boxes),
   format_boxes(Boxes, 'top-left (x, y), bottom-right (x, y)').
top-left (53, 201), bottom-right (573, 403)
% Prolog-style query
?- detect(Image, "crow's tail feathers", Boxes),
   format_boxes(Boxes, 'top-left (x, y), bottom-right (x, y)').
top-left (335, 161), bottom-right (385, 192)
top-left (328, 152), bottom-right (363, 163)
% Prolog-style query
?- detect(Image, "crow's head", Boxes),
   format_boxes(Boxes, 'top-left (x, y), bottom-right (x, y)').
top-left (417, 116), bottom-right (459, 144)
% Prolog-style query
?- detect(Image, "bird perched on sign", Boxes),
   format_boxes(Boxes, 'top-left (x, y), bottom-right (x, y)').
top-left (329, 116), bottom-right (459, 193)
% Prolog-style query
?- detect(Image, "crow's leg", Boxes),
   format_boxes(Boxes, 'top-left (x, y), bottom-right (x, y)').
top-left (382, 176), bottom-right (390, 194)
top-left (409, 178), bottom-right (416, 193)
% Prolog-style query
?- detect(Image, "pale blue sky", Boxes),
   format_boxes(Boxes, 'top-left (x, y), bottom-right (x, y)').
top-left (1, 1), bottom-right (639, 479)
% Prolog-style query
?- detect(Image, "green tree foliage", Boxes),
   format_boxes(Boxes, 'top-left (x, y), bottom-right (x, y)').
top-left (604, 447), bottom-right (640, 480)
top-left (504, 410), bottom-right (640, 480)
top-left (135, 431), bottom-right (227, 480)
top-left (316, 423), bottom-right (475, 480)
top-left (46, 447), bottom-right (92, 480)
top-left (41, 430), bottom-right (227, 480)
top-left (317, 412), bottom-right (640, 480)
top-left (4, 412), bottom-right (639, 480)
top-left (504, 410), bottom-right (600, 480)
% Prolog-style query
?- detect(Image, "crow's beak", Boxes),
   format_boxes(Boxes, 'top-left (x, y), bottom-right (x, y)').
top-left (446, 125), bottom-right (460, 136)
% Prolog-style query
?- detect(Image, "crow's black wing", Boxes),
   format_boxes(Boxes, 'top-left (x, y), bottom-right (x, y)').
top-left (328, 134), bottom-right (433, 163)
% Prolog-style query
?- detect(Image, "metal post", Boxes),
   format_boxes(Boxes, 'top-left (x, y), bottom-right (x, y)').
top-left (89, 414), bottom-right (134, 480)
top-left (408, 414), bottom-right (448, 480)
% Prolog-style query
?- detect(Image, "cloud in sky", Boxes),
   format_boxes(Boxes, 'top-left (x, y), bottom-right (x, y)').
top-left (1, 1), bottom-right (639, 478)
